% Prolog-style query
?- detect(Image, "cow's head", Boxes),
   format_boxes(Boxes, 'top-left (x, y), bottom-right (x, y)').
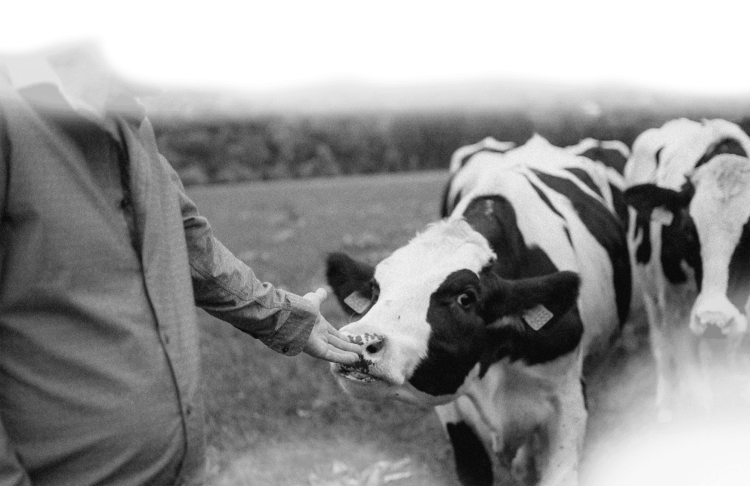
top-left (326, 219), bottom-right (580, 407)
top-left (624, 154), bottom-right (750, 337)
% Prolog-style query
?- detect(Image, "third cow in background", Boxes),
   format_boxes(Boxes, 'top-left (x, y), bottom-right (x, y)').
top-left (623, 118), bottom-right (750, 422)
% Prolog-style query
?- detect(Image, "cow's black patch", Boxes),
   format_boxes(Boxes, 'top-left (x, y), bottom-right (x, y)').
top-left (411, 270), bottom-right (488, 396)
top-left (410, 196), bottom-right (585, 396)
top-left (578, 145), bottom-right (628, 174)
top-left (531, 170), bottom-right (632, 325)
top-left (463, 196), bottom-right (583, 365)
top-left (526, 180), bottom-right (564, 220)
top-left (633, 212), bottom-right (652, 264)
top-left (478, 271), bottom-right (583, 371)
top-left (695, 138), bottom-right (748, 168)
top-left (461, 196), bottom-right (529, 278)
top-left (446, 421), bottom-right (493, 486)
top-left (609, 183), bottom-right (629, 233)
top-left (624, 183), bottom-right (702, 287)
top-left (728, 219), bottom-right (750, 312)
top-left (565, 167), bottom-right (603, 198)
top-left (660, 208), bottom-right (702, 286)
top-left (666, 216), bottom-right (701, 286)
top-left (623, 149), bottom-right (664, 265)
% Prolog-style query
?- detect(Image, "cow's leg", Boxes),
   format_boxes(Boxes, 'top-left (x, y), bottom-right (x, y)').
top-left (534, 380), bottom-right (586, 486)
top-left (643, 293), bottom-right (677, 422)
top-left (726, 330), bottom-right (745, 370)
top-left (698, 339), bottom-right (712, 380)
top-left (510, 440), bottom-right (539, 486)
top-left (677, 331), bottom-right (713, 418)
top-left (436, 399), bottom-right (494, 486)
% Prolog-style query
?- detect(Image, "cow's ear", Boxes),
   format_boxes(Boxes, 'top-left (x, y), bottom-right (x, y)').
top-left (482, 271), bottom-right (580, 331)
top-left (325, 253), bottom-right (376, 316)
top-left (624, 183), bottom-right (692, 215)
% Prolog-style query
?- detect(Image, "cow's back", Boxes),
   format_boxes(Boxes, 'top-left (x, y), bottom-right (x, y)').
top-left (442, 137), bottom-right (517, 217)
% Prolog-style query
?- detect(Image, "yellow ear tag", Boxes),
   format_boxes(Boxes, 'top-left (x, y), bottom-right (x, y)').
top-left (344, 292), bottom-right (372, 314)
top-left (651, 207), bottom-right (674, 226)
top-left (522, 305), bottom-right (554, 331)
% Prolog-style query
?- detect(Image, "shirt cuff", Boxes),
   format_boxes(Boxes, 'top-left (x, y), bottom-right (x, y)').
top-left (260, 293), bottom-right (318, 356)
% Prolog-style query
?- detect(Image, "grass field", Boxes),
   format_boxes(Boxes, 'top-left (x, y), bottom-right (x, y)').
top-left (186, 171), bottom-right (660, 486)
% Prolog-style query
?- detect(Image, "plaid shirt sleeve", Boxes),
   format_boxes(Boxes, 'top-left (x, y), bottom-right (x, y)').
top-left (160, 155), bottom-right (317, 356)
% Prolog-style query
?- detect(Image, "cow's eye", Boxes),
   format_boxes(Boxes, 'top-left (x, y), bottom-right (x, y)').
top-left (456, 291), bottom-right (477, 308)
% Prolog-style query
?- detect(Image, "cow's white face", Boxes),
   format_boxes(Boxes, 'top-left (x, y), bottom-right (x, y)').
top-left (625, 154), bottom-right (750, 338)
top-left (688, 155), bottom-right (750, 335)
top-left (326, 219), bottom-right (582, 407)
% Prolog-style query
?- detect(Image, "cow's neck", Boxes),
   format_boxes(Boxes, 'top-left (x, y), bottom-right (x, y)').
top-left (460, 353), bottom-right (582, 456)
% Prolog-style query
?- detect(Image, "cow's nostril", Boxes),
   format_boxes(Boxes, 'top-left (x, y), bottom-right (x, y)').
top-left (366, 340), bottom-right (384, 355)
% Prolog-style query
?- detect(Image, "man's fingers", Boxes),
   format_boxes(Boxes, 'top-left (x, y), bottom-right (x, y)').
top-left (327, 349), bottom-right (359, 366)
top-left (328, 333), bottom-right (362, 354)
top-left (303, 288), bottom-right (328, 308)
top-left (312, 287), bottom-right (327, 303)
top-left (327, 325), bottom-right (362, 353)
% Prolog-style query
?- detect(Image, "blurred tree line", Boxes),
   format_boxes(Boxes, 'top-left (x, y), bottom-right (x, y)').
top-left (151, 105), bottom-right (750, 186)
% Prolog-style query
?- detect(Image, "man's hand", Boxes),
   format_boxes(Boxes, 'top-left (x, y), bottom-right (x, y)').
top-left (302, 288), bottom-right (361, 365)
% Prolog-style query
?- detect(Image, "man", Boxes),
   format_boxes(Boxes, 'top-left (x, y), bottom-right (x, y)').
top-left (0, 43), bottom-right (360, 485)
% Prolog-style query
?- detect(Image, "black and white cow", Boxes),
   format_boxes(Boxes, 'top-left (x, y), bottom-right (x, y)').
top-left (623, 118), bottom-right (750, 422)
top-left (327, 135), bottom-right (633, 486)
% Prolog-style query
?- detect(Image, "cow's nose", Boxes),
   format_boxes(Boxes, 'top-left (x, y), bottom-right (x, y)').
top-left (365, 339), bottom-right (384, 356)
top-left (692, 310), bottom-right (736, 338)
top-left (347, 332), bottom-right (386, 358)
top-left (362, 334), bottom-right (385, 357)
top-left (698, 311), bottom-right (732, 330)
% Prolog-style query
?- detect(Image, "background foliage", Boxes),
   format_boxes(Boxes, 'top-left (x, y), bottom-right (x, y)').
top-left (147, 84), bottom-right (750, 186)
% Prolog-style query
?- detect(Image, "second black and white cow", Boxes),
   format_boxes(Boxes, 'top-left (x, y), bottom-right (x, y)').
top-left (327, 135), bottom-right (633, 486)
top-left (623, 118), bottom-right (750, 422)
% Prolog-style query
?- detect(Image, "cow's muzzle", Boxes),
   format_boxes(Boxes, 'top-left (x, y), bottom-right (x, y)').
top-left (334, 332), bottom-right (386, 382)
top-left (690, 298), bottom-right (748, 338)
top-left (346, 332), bottom-right (386, 355)
top-left (336, 356), bottom-right (379, 382)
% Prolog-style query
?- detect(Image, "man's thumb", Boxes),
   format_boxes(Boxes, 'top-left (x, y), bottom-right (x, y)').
top-left (304, 287), bottom-right (328, 307)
